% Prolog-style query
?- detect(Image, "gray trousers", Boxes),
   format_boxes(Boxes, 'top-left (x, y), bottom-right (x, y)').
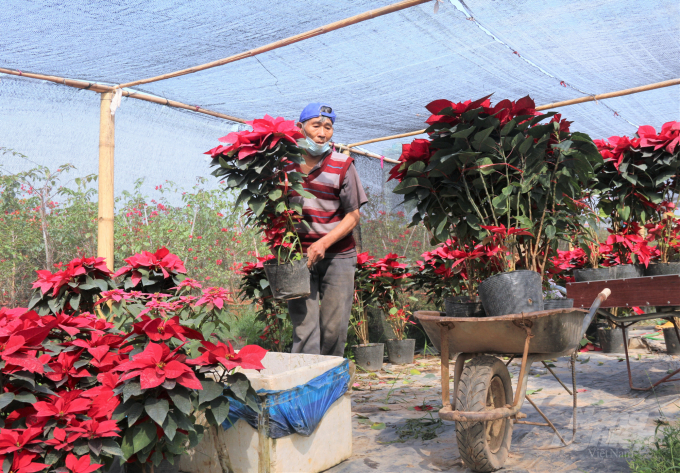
top-left (287, 257), bottom-right (356, 356)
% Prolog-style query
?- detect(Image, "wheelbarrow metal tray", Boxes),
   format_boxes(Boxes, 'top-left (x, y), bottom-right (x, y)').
top-left (416, 309), bottom-right (588, 355)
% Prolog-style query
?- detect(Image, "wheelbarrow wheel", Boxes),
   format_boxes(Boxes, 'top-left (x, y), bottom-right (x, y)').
top-left (455, 355), bottom-right (513, 472)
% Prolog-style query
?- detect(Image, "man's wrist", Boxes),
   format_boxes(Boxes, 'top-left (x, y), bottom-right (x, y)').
top-left (316, 237), bottom-right (331, 251)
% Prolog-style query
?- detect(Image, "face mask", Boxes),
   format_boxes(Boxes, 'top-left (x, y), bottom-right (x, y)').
top-left (299, 130), bottom-right (331, 156)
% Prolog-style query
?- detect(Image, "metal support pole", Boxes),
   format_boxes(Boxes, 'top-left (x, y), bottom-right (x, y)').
top-left (97, 92), bottom-right (115, 271)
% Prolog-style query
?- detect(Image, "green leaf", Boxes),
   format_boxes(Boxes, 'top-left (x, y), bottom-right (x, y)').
top-left (145, 398), bottom-right (169, 426)
top-left (409, 369), bottom-right (421, 375)
top-left (371, 422), bottom-right (386, 430)
top-left (199, 380), bottom-right (224, 405)
top-left (123, 381), bottom-right (142, 402)
top-left (210, 397), bottom-right (230, 426)
top-left (101, 438), bottom-right (124, 457)
top-left (544, 225), bottom-right (556, 240)
top-left (526, 388), bottom-right (543, 395)
top-left (0, 393), bottom-right (14, 409)
top-left (268, 188), bottom-right (282, 201)
top-left (519, 136), bottom-right (534, 155)
top-left (69, 292), bottom-right (81, 312)
top-left (248, 196), bottom-right (267, 216)
top-left (226, 372), bottom-right (254, 405)
top-left (162, 410), bottom-right (178, 441)
top-left (168, 387), bottom-right (192, 415)
top-left (132, 422), bottom-right (157, 453)
top-left (127, 403), bottom-right (144, 427)
top-left (13, 392), bottom-right (36, 404)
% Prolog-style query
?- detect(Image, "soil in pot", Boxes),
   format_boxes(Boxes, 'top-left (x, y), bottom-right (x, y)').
top-left (353, 343), bottom-right (384, 371)
top-left (386, 339), bottom-right (415, 364)
top-left (573, 267), bottom-right (613, 282)
top-left (543, 299), bottom-right (574, 310)
top-left (263, 257), bottom-right (310, 300)
top-left (597, 327), bottom-right (625, 353)
top-left (645, 262), bottom-right (680, 276)
top-left (663, 327), bottom-right (680, 355)
top-left (478, 270), bottom-right (543, 317)
top-left (444, 297), bottom-right (486, 317)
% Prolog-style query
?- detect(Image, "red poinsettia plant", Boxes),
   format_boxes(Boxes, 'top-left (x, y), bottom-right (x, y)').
top-left (391, 94), bottom-right (602, 283)
top-left (113, 247), bottom-right (187, 294)
top-left (349, 253), bottom-right (379, 346)
top-left (369, 254), bottom-right (414, 341)
top-left (28, 256), bottom-right (115, 316)
top-left (207, 115), bottom-right (312, 264)
top-left (0, 251), bottom-right (268, 472)
top-left (645, 207), bottom-right (680, 263)
top-left (235, 255), bottom-right (290, 351)
top-left (594, 121), bottom-right (680, 237)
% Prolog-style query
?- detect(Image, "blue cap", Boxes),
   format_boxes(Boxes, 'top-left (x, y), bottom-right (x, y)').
top-left (299, 103), bottom-right (336, 124)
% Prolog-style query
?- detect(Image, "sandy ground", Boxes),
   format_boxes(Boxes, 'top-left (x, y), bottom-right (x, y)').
top-left (326, 328), bottom-right (680, 473)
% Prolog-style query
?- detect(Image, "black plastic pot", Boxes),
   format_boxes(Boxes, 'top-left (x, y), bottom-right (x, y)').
top-left (645, 262), bottom-right (680, 276)
top-left (663, 327), bottom-right (680, 355)
top-left (543, 298), bottom-right (574, 310)
top-left (613, 264), bottom-right (644, 279)
top-left (127, 460), bottom-right (180, 473)
top-left (478, 270), bottom-right (543, 317)
top-left (386, 339), bottom-right (415, 364)
top-left (263, 257), bottom-right (311, 300)
top-left (573, 267), bottom-right (613, 282)
top-left (597, 327), bottom-right (625, 353)
top-left (353, 343), bottom-right (384, 371)
top-left (444, 297), bottom-right (486, 317)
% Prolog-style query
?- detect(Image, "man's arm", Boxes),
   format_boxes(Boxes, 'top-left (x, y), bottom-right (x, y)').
top-left (306, 210), bottom-right (360, 266)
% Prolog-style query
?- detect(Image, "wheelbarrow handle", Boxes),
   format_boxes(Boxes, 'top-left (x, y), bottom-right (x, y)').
top-left (580, 288), bottom-right (611, 335)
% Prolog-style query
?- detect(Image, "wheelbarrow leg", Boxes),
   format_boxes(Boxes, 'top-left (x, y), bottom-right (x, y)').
top-left (440, 324), bottom-right (451, 409)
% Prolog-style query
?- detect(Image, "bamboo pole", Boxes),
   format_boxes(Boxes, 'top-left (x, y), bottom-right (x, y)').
top-left (334, 143), bottom-right (400, 164)
top-left (0, 68), bottom-right (396, 165)
top-left (98, 92), bottom-right (116, 271)
top-left (346, 77), bottom-right (680, 148)
top-left (0, 67), bottom-right (247, 124)
top-left (115, 0), bottom-right (432, 90)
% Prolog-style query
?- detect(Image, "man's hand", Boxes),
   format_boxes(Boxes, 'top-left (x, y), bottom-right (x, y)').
top-left (306, 240), bottom-right (327, 267)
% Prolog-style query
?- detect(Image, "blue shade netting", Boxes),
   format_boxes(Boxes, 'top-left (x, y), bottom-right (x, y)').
top-left (222, 359), bottom-right (350, 439)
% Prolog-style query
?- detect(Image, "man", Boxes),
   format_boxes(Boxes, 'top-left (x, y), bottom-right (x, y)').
top-left (285, 103), bottom-right (368, 357)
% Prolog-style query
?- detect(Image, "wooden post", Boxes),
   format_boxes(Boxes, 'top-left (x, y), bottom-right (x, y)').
top-left (98, 92), bottom-right (115, 271)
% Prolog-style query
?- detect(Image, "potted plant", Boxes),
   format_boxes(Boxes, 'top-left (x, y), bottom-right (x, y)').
top-left (645, 209), bottom-right (680, 275)
top-left (113, 320), bottom-right (266, 472)
top-left (14, 253), bottom-right (268, 473)
top-left (369, 253), bottom-right (415, 364)
top-left (113, 247), bottom-right (187, 294)
top-left (593, 121), bottom-right (680, 278)
top-left (391, 95), bottom-right (602, 317)
top-left (206, 115), bottom-right (312, 300)
top-left (349, 252), bottom-right (384, 370)
top-left (29, 255), bottom-right (116, 315)
top-left (236, 255), bottom-right (291, 352)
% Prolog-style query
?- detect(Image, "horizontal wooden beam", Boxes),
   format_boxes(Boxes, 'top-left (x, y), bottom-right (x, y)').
top-left (1, 67), bottom-right (396, 165)
top-left (115, 0), bottom-right (432, 90)
top-left (0, 67), bottom-right (247, 123)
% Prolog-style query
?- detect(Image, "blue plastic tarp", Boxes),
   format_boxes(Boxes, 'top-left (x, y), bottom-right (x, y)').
top-left (222, 359), bottom-right (350, 439)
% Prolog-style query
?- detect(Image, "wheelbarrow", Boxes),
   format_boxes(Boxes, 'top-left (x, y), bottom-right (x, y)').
top-left (414, 289), bottom-right (610, 472)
